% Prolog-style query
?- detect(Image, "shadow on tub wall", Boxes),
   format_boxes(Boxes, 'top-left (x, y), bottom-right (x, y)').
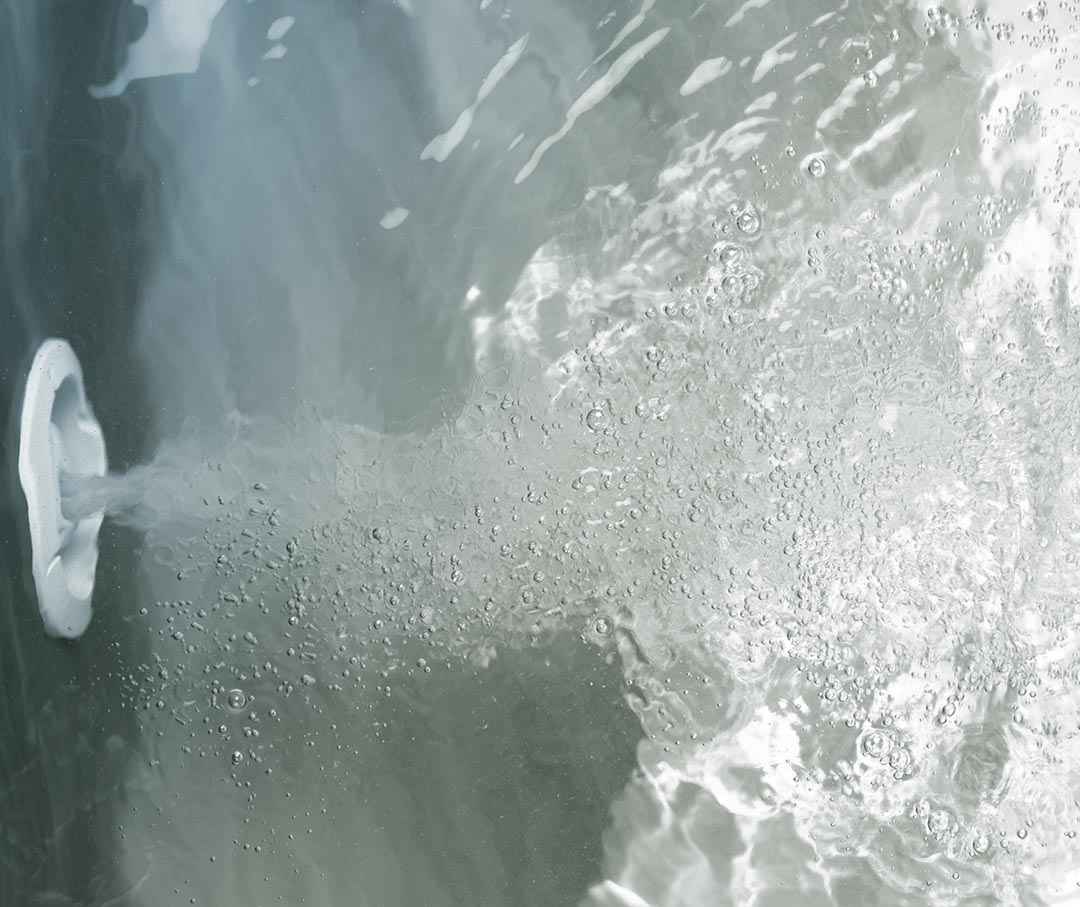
top-left (0, 1), bottom-right (157, 902)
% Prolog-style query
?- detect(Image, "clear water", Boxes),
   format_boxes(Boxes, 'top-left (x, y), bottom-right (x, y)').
top-left (11, 0), bottom-right (1080, 904)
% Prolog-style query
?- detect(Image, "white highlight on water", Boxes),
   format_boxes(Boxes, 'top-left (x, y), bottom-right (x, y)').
top-left (421, 34), bottom-right (529, 163)
top-left (89, 0), bottom-right (227, 99)
top-left (379, 207), bottom-right (410, 229)
top-left (679, 56), bottom-right (733, 96)
top-left (515, 28), bottom-right (669, 184)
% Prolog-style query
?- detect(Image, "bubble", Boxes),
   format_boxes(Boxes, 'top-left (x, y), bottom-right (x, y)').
top-left (887, 746), bottom-right (911, 773)
top-left (927, 809), bottom-right (951, 838)
top-left (735, 205), bottom-right (761, 236)
top-left (861, 729), bottom-right (891, 758)
top-left (716, 244), bottom-right (743, 267)
top-left (586, 407), bottom-right (609, 431)
top-left (721, 275), bottom-right (741, 296)
top-left (807, 157), bottom-right (827, 178)
top-left (226, 689), bottom-right (247, 711)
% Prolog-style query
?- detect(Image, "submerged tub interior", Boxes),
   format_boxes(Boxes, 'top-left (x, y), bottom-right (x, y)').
top-left (4, 0), bottom-right (1080, 905)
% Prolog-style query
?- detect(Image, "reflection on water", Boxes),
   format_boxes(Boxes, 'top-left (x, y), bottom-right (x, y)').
top-left (5, 0), bottom-right (1080, 904)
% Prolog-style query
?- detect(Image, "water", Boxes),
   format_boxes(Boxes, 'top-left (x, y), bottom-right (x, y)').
top-left (10, 0), bottom-right (1080, 904)
top-left (61, 467), bottom-right (187, 525)
top-left (61, 296), bottom-right (1080, 904)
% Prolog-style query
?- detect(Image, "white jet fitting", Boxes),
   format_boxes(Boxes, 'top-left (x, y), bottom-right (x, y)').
top-left (18, 339), bottom-right (108, 638)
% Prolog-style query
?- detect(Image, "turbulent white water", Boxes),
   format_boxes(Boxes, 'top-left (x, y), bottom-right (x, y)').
top-left (52, 0), bottom-right (1080, 904)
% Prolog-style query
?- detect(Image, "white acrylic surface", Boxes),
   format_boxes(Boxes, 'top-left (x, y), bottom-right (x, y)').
top-left (18, 339), bottom-right (108, 638)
